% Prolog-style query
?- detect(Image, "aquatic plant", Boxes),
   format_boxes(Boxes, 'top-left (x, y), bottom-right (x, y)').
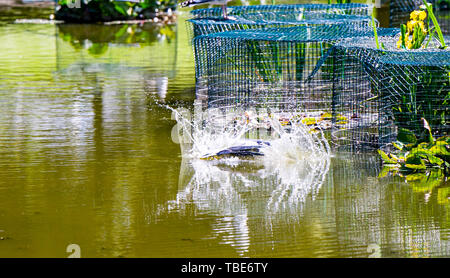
top-left (378, 119), bottom-right (449, 203)
top-left (55, 0), bottom-right (177, 22)
top-left (368, 1), bottom-right (449, 140)
top-left (378, 118), bottom-right (449, 175)
top-left (396, 1), bottom-right (446, 49)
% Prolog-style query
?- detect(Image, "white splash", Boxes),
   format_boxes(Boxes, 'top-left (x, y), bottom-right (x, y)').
top-left (166, 102), bottom-right (331, 212)
top-left (163, 102), bottom-right (331, 256)
top-left (168, 102), bottom-right (331, 163)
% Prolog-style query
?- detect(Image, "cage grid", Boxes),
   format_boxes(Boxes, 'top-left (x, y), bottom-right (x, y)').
top-left (330, 35), bottom-right (450, 151)
top-left (436, 6), bottom-right (450, 35)
top-left (189, 3), bottom-right (374, 19)
top-left (188, 12), bottom-right (375, 39)
top-left (192, 25), bottom-right (400, 151)
top-left (389, 0), bottom-right (423, 28)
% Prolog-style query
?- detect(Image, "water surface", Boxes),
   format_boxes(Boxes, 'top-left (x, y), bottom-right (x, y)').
top-left (0, 6), bottom-right (449, 258)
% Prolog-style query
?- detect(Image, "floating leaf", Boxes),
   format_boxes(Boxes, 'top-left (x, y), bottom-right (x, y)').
top-left (427, 154), bottom-right (444, 165)
top-left (392, 141), bottom-right (404, 151)
top-left (301, 117), bottom-right (317, 126)
top-left (410, 148), bottom-right (444, 165)
top-left (406, 153), bottom-right (424, 165)
top-left (437, 186), bottom-right (450, 205)
top-left (320, 112), bottom-right (332, 120)
top-left (404, 163), bottom-right (427, 170)
top-left (405, 173), bottom-right (426, 182)
top-left (336, 115), bottom-right (348, 121)
top-left (378, 150), bottom-right (397, 164)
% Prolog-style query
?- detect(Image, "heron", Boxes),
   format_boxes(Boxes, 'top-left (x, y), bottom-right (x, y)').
top-left (180, 0), bottom-right (231, 19)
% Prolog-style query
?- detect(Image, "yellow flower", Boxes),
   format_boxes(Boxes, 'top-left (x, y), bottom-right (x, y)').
top-left (418, 10), bottom-right (427, 21)
top-left (407, 20), bottom-right (426, 34)
top-left (410, 10), bottom-right (422, 20)
top-left (418, 21), bottom-right (426, 33)
top-left (406, 40), bottom-right (413, 49)
top-left (407, 20), bottom-right (417, 33)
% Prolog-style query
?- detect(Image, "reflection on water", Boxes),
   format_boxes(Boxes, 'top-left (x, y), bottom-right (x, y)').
top-left (0, 8), bottom-right (449, 258)
top-left (57, 23), bottom-right (177, 57)
top-left (55, 22), bottom-right (177, 102)
top-left (168, 151), bottom-right (330, 256)
top-left (331, 155), bottom-right (450, 258)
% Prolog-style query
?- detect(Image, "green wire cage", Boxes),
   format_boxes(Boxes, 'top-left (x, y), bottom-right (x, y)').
top-left (190, 3), bottom-right (374, 18)
top-left (192, 26), bottom-right (400, 149)
top-left (329, 35), bottom-right (450, 151)
top-left (188, 12), bottom-right (375, 39)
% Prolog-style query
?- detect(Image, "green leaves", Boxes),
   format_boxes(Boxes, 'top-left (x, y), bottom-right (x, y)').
top-left (397, 128), bottom-right (417, 146)
top-left (372, 10), bottom-right (380, 50)
top-left (422, 0), bottom-right (447, 49)
top-left (400, 24), bottom-right (407, 49)
top-left (378, 150), bottom-right (398, 164)
top-left (378, 119), bottom-right (449, 177)
top-left (56, 0), bottom-right (177, 22)
top-left (113, 2), bottom-right (129, 16)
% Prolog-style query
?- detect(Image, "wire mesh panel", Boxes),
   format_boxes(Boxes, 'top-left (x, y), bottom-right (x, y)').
top-left (188, 12), bottom-right (375, 39)
top-left (389, 0), bottom-right (423, 28)
top-left (190, 3), bottom-right (374, 18)
top-left (435, 3), bottom-right (450, 35)
top-left (193, 25), bottom-right (400, 142)
top-left (330, 35), bottom-right (450, 151)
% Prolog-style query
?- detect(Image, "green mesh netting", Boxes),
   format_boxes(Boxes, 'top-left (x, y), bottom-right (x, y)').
top-left (436, 6), bottom-right (450, 35)
top-left (329, 35), bottom-right (450, 150)
top-left (192, 25), bottom-right (399, 131)
top-left (190, 3), bottom-right (373, 18)
top-left (389, 0), bottom-right (422, 28)
top-left (188, 12), bottom-right (375, 39)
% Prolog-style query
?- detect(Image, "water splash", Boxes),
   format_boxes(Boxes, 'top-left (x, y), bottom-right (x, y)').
top-left (167, 101), bottom-right (331, 163)
top-left (161, 101), bottom-right (332, 256)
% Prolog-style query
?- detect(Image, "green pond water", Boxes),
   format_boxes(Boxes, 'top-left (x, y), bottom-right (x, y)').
top-left (0, 5), bottom-right (449, 258)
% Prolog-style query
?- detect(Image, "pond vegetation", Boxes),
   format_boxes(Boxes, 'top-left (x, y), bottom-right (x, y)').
top-left (55, 0), bottom-right (177, 22)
